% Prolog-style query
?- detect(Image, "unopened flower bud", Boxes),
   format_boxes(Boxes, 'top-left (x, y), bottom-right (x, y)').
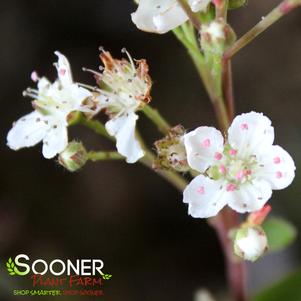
top-left (234, 226), bottom-right (268, 262)
top-left (200, 20), bottom-right (236, 55)
top-left (58, 141), bottom-right (88, 172)
top-left (154, 125), bottom-right (189, 172)
top-left (228, 0), bottom-right (248, 9)
top-left (248, 205), bottom-right (271, 226)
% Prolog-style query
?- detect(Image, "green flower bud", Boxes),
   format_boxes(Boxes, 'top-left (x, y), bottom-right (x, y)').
top-left (229, 0), bottom-right (248, 10)
top-left (234, 226), bottom-right (268, 262)
top-left (58, 141), bottom-right (88, 172)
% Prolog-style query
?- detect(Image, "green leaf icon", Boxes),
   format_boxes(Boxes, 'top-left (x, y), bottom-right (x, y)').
top-left (6, 258), bottom-right (16, 276)
top-left (101, 273), bottom-right (112, 280)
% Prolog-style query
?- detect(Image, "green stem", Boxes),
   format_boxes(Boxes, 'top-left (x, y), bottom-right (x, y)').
top-left (78, 115), bottom-right (187, 192)
top-left (224, 0), bottom-right (301, 59)
top-left (78, 115), bottom-right (112, 140)
top-left (88, 151), bottom-right (124, 161)
top-left (181, 22), bottom-right (199, 48)
top-left (140, 150), bottom-right (188, 191)
top-left (142, 105), bottom-right (171, 135)
top-left (173, 26), bottom-right (230, 133)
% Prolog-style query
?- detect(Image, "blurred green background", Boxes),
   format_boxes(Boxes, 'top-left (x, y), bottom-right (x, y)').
top-left (0, 0), bottom-right (300, 300)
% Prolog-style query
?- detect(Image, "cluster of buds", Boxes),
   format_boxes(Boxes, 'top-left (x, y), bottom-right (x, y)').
top-left (233, 205), bottom-right (271, 262)
top-left (154, 125), bottom-right (189, 172)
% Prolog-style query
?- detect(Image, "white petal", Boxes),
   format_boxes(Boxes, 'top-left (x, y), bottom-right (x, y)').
top-left (42, 123), bottom-right (68, 159)
top-left (63, 84), bottom-right (92, 111)
top-left (38, 77), bottom-right (51, 94)
top-left (188, 0), bottom-right (211, 12)
top-left (7, 111), bottom-right (48, 150)
top-left (105, 113), bottom-right (144, 163)
top-left (131, 0), bottom-right (188, 34)
top-left (184, 126), bottom-right (224, 173)
top-left (183, 175), bottom-right (227, 218)
top-left (227, 180), bottom-right (272, 213)
top-left (153, 4), bottom-right (188, 33)
top-left (228, 112), bottom-right (274, 156)
top-left (257, 145), bottom-right (296, 190)
top-left (54, 51), bottom-right (73, 86)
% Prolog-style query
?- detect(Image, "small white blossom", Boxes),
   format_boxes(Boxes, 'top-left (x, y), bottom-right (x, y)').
top-left (7, 52), bottom-right (92, 159)
top-left (234, 226), bottom-right (268, 262)
top-left (183, 112), bottom-right (296, 218)
top-left (92, 49), bottom-right (152, 163)
top-left (131, 0), bottom-right (211, 34)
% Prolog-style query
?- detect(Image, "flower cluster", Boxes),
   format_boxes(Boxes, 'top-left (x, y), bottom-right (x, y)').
top-left (7, 49), bottom-right (152, 164)
top-left (6, 5), bottom-right (296, 226)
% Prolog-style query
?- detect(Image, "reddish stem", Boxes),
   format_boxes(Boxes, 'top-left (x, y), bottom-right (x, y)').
top-left (222, 58), bottom-right (235, 121)
top-left (211, 208), bottom-right (246, 301)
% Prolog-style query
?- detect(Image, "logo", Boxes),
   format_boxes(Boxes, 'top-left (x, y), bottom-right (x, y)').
top-left (5, 254), bottom-right (112, 297)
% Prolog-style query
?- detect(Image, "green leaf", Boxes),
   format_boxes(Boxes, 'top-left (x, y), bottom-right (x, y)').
top-left (8, 258), bottom-right (12, 264)
top-left (252, 269), bottom-right (301, 301)
top-left (263, 217), bottom-right (297, 252)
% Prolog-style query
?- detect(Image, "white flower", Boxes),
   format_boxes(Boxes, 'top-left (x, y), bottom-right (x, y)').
top-left (93, 49), bottom-right (152, 163)
top-left (234, 226), bottom-right (268, 262)
top-left (131, 0), bottom-right (211, 34)
top-left (183, 112), bottom-right (296, 218)
top-left (7, 52), bottom-right (92, 159)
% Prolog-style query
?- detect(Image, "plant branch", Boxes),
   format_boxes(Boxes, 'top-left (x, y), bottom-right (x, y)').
top-left (224, 0), bottom-right (301, 59)
top-left (173, 17), bottom-right (245, 301)
top-left (211, 209), bottom-right (246, 301)
top-left (173, 26), bottom-right (230, 133)
top-left (222, 59), bottom-right (235, 121)
top-left (78, 115), bottom-right (188, 192)
top-left (142, 105), bottom-right (171, 135)
top-left (140, 149), bottom-right (188, 191)
top-left (87, 151), bottom-right (124, 161)
top-left (78, 115), bottom-right (112, 140)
